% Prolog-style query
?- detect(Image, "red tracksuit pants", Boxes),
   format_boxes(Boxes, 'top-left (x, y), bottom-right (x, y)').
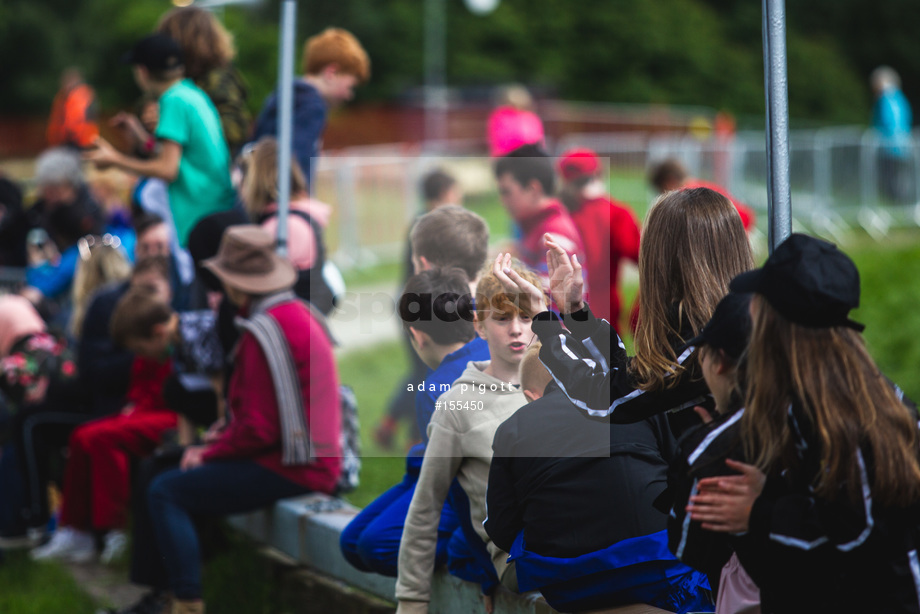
top-left (59, 409), bottom-right (177, 531)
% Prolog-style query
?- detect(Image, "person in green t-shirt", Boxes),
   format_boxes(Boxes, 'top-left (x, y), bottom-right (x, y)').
top-left (85, 34), bottom-right (236, 247)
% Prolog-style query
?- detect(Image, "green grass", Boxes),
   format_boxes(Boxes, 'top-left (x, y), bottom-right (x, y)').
top-left (336, 340), bottom-right (415, 508)
top-left (0, 551), bottom-right (98, 613)
top-left (848, 233), bottom-right (920, 401)
top-left (203, 532), bottom-right (292, 614)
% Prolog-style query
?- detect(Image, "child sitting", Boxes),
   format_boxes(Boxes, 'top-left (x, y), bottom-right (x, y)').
top-left (31, 285), bottom-right (222, 564)
top-left (486, 345), bottom-right (711, 613)
top-left (340, 206), bottom-right (491, 578)
top-left (395, 261), bottom-right (540, 614)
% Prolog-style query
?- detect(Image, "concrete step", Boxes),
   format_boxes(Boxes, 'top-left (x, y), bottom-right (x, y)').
top-left (229, 494), bottom-right (676, 614)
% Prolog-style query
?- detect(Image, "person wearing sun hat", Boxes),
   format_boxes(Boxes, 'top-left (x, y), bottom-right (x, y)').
top-left (144, 225), bottom-right (342, 614)
top-left (685, 233), bottom-right (920, 614)
top-left (557, 147), bottom-right (640, 330)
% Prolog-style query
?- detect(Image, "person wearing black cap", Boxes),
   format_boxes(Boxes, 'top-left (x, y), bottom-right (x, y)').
top-left (664, 292), bottom-right (760, 613)
top-left (687, 233), bottom-right (920, 614)
top-left (84, 33), bottom-right (236, 250)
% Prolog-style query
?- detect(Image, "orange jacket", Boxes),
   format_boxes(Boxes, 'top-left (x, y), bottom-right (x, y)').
top-left (47, 83), bottom-right (99, 149)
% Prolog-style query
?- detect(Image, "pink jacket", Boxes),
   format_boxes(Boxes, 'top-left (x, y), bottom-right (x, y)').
top-left (260, 197), bottom-right (332, 270)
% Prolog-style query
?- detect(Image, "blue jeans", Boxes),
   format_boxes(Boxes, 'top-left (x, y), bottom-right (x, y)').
top-left (340, 470), bottom-right (462, 576)
top-left (148, 460), bottom-right (311, 599)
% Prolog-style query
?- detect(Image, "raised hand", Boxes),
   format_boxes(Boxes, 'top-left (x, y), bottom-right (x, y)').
top-left (491, 252), bottom-right (548, 318)
top-left (545, 234), bottom-right (584, 314)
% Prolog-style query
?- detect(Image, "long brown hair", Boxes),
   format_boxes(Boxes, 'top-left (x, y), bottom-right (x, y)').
top-left (743, 295), bottom-right (920, 506)
top-left (157, 7), bottom-right (235, 80)
top-left (240, 137), bottom-right (309, 220)
top-left (630, 187), bottom-right (753, 391)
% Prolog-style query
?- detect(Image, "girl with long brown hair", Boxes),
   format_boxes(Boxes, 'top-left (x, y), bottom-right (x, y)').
top-left (687, 233), bottom-right (920, 613)
top-left (494, 186), bottom-right (754, 435)
top-left (238, 136), bottom-right (337, 314)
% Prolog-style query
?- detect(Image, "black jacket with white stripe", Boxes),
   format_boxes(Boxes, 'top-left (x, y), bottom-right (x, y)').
top-left (485, 383), bottom-right (676, 559)
top-left (664, 405), bottom-right (747, 587)
top-left (530, 304), bottom-right (712, 438)
top-left (732, 393), bottom-right (920, 614)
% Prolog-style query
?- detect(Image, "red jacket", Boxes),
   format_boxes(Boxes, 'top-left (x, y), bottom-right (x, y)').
top-left (202, 300), bottom-right (342, 493)
top-left (570, 195), bottom-right (640, 330)
top-left (517, 199), bottom-right (586, 292)
top-left (682, 179), bottom-right (755, 231)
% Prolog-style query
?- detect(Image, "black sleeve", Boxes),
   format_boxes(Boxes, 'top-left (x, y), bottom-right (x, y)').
top-left (666, 426), bottom-right (737, 577)
top-left (531, 308), bottom-right (632, 417)
top-left (77, 291), bottom-right (133, 398)
top-left (731, 448), bottom-right (876, 591)
top-left (532, 307), bottom-right (710, 425)
top-left (484, 426), bottom-right (524, 554)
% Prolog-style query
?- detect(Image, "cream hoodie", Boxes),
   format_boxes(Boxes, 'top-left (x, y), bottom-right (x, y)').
top-left (396, 361), bottom-right (527, 613)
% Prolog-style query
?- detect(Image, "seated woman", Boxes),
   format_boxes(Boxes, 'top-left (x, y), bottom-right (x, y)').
top-left (24, 148), bottom-right (106, 319)
top-left (0, 294), bottom-right (79, 543)
top-left (145, 226), bottom-right (342, 614)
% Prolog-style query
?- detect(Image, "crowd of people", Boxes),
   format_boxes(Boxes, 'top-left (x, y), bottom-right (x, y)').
top-left (0, 9), bottom-right (367, 614)
top-left (0, 6), bottom-right (918, 614)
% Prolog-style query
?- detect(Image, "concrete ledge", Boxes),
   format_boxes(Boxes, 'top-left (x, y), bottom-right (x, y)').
top-left (229, 494), bottom-right (674, 614)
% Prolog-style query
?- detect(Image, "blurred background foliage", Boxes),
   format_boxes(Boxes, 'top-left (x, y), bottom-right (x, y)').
top-left (0, 0), bottom-right (917, 125)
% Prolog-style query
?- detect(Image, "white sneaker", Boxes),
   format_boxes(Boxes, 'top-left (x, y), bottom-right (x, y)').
top-left (30, 527), bottom-right (95, 563)
top-left (100, 530), bottom-right (128, 565)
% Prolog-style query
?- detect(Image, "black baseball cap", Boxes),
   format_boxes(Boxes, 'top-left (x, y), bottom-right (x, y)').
top-left (730, 233), bottom-right (864, 332)
top-left (122, 34), bottom-right (184, 72)
top-left (683, 292), bottom-right (752, 360)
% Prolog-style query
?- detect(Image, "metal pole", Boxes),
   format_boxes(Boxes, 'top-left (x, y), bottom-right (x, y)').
top-left (276, 0), bottom-right (297, 257)
top-left (762, 0), bottom-right (792, 252)
top-left (424, 0), bottom-right (447, 149)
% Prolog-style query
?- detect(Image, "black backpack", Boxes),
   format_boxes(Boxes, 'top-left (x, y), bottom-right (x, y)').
top-left (259, 209), bottom-right (336, 315)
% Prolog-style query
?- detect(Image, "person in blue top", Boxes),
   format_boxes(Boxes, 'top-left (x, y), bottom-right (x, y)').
top-left (340, 206), bottom-right (491, 577)
top-left (85, 34), bottom-right (236, 248)
top-left (23, 148), bottom-right (106, 326)
top-left (251, 28), bottom-right (370, 188)
top-left (871, 66), bottom-right (914, 204)
top-left (340, 268), bottom-right (488, 577)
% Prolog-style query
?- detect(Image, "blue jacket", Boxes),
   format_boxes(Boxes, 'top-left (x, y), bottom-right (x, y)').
top-left (872, 88), bottom-right (913, 157)
top-left (406, 336), bottom-right (490, 470)
top-left (252, 80), bottom-right (327, 186)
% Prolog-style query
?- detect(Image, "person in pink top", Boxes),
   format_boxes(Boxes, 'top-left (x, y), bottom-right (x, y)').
top-left (486, 85), bottom-right (545, 157)
top-left (241, 136), bottom-right (330, 270)
top-left (145, 226), bottom-right (342, 614)
top-left (494, 144), bottom-right (586, 294)
top-left (240, 136), bottom-right (337, 313)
